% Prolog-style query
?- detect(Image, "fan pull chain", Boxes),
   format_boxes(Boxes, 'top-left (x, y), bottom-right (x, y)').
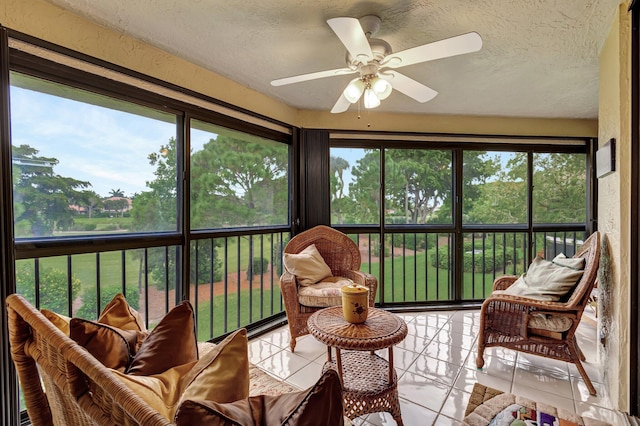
top-left (355, 100), bottom-right (371, 127)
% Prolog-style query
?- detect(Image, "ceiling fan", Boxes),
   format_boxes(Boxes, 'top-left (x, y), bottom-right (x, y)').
top-left (271, 15), bottom-right (482, 113)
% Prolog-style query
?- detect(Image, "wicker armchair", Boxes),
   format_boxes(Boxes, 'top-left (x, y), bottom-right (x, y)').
top-left (476, 231), bottom-right (601, 395)
top-left (280, 225), bottom-right (377, 352)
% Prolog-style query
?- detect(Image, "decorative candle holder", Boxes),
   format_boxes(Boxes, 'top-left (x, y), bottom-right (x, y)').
top-left (341, 284), bottom-right (369, 324)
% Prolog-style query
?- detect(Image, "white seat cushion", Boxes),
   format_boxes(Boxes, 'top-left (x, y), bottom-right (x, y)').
top-left (298, 277), bottom-right (353, 307)
top-left (528, 314), bottom-right (573, 332)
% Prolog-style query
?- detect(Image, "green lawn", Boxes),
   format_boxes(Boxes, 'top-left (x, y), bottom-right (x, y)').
top-left (365, 250), bottom-right (514, 303)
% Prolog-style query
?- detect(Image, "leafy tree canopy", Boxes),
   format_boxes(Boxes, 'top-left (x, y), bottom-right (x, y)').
top-left (13, 144), bottom-right (90, 237)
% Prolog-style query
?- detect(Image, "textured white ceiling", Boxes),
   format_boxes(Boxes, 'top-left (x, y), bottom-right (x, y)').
top-left (45, 0), bottom-right (621, 119)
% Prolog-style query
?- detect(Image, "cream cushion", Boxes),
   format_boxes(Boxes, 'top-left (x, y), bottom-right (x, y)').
top-left (498, 254), bottom-right (585, 302)
top-left (283, 244), bottom-right (332, 286)
top-left (528, 314), bottom-right (573, 332)
top-left (297, 276), bottom-right (352, 307)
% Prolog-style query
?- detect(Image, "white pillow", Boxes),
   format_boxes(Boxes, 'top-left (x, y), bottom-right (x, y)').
top-left (499, 253), bottom-right (585, 301)
top-left (282, 244), bottom-right (333, 286)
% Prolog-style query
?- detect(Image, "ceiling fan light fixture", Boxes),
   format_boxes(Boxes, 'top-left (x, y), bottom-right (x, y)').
top-left (363, 88), bottom-right (381, 109)
top-left (343, 78), bottom-right (366, 103)
top-left (371, 77), bottom-right (392, 100)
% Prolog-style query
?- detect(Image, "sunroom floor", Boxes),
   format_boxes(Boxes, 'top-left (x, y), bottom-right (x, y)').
top-left (249, 308), bottom-right (627, 425)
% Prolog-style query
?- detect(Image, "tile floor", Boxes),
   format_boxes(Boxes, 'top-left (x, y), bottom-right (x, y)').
top-left (249, 309), bottom-right (629, 426)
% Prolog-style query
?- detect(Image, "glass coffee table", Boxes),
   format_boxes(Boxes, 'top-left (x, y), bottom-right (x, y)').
top-left (307, 306), bottom-right (408, 425)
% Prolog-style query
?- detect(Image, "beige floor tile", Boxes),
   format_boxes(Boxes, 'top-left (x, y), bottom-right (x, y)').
top-left (454, 366), bottom-right (512, 394)
top-left (434, 414), bottom-right (463, 425)
top-left (248, 339), bottom-right (281, 364)
top-left (424, 340), bottom-right (471, 366)
top-left (430, 330), bottom-right (476, 350)
top-left (258, 349), bottom-right (310, 380)
top-left (510, 382), bottom-right (576, 412)
top-left (395, 333), bottom-right (431, 353)
top-left (284, 361), bottom-right (324, 389)
top-left (574, 401), bottom-right (629, 425)
top-left (439, 388), bottom-right (471, 421)
top-left (570, 376), bottom-right (613, 409)
top-left (258, 327), bottom-right (290, 348)
top-left (512, 366), bottom-right (573, 397)
top-left (285, 334), bottom-right (326, 361)
top-left (375, 346), bottom-right (420, 371)
top-left (407, 355), bottom-right (462, 386)
top-left (397, 371), bottom-right (450, 412)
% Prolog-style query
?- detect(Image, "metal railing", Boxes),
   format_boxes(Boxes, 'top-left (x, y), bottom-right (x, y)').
top-left (14, 229), bottom-right (587, 338)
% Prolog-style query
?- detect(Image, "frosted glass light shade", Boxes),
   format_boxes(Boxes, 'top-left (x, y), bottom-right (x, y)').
top-left (343, 79), bottom-right (365, 103)
top-left (363, 88), bottom-right (381, 109)
top-left (371, 77), bottom-right (392, 100)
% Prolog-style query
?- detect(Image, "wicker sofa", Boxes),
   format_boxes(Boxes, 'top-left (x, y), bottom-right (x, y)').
top-left (6, 294), bottom-right (305, 426)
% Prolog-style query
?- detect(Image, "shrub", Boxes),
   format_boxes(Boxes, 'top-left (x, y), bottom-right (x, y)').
top-left (247, 257), bottom-right (269, 280)
top-left (430, 243), bottom-right (516, 274)
top-left (75, 286), bottom-right (140, 320)
top-left (15, 263), bottom-right (81, 315)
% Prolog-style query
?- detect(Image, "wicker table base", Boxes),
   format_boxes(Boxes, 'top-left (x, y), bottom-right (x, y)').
top-left (308, 307), bottom-right (408, 425)
top-left (321, 351), bottom-right (401, 422)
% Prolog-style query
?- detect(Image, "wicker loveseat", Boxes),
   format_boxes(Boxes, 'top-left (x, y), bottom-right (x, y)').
top-left (6, 294), bottom-right (305, 426)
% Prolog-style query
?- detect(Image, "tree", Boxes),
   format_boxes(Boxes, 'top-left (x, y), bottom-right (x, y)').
top-left (109, 188), bottom-right (125, 197)
top-left (463, 152), bottom-right (525, 224)
top-left (464, 152), bottom-right (586, 225)
top-left (532, 153), bottom-right (586, 223)
top-left (75, 190), bottom-right (103, 219)
top-left (131, 138), bottom-right (178, 232)
top-left (330, 156), bottom-right (350, 201)
top-left (384, 150), bottom-right (453, 224)
top-left (13, 144), bottom-right (91, 237)
top-left (190, 134), bottom-right (288, 228)
top-left (330, 156), bottom-right (350, 223)
top-left (344, 150), bottom-right (381, 224)
top-left (103, 197), bottom-right (129, 217)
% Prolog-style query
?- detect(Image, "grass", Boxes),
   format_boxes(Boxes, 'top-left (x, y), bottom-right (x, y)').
top-left (364, 250), bottom-right (509, 303)
top-left (193, 287), bottom-right (283, 341)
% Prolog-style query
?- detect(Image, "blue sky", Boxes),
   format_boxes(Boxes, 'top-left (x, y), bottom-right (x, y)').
top-left (10, 85), bottom-right (212, 198)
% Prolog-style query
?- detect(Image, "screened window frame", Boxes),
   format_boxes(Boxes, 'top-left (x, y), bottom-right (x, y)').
top-left (6, 31), bottom-right (295, 260)
top-left (329, 134), bottom-right (597, 306)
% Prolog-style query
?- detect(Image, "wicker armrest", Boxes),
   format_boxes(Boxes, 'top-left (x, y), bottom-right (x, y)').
top-left (341, 270), bottom-right (377, 306)
top-left (279, 271), bottom-right (301, 314)
top-left (492, 275), bottom-right (519, 291)
top-left (485, 292), bottom-right (579, 313)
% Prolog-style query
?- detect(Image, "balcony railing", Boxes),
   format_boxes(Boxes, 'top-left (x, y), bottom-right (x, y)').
top-left (15, 229), bottom-right (587, 342)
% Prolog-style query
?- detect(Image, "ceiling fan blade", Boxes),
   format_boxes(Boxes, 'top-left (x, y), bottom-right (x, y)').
top-left (271, 67), bottom-right (355, 86)
top-left (382, 32), bottom-right (482, 69)
top-left (331, 93), bottom-right (351, 113)
top-left (327, 17), bottom-right (374, 62)
top-left (381, 71), bottom-right (438, 103)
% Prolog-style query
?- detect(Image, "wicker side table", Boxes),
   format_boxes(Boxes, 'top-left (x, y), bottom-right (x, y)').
top-left (307, 307), bottom-right (408, 425)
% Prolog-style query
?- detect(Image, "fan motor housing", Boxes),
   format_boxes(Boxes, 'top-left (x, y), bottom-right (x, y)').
top-left (346, 38), bottom-right (392, 69)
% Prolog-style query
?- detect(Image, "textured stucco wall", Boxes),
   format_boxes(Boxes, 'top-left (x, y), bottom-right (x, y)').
top-left (1, 0), bottom-right (599, 137)
top-left (598, 2), bottom-right (631, 412)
